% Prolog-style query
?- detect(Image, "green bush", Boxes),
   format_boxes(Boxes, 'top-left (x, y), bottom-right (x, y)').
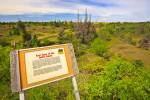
top-left (133, 60), bottom-right (144, 67)
top-left (0, 46), bottom-right (19, 99)
top-left (98, 26), bottom-right (112, 41)
top-left (9, 27), bottom-right (20, 35)
top-left (30, 34), bottom-right (40, 47)
top-left (90, 38), bottom-right (108, 56)
top-left (72, 39), bottom-right (86, 57)
top-left (40, 39), bottom-right (57, 46)
top-left (88, 57), bottom-right (150, 100)
top-left (0, 37), bottom-right (10, 46)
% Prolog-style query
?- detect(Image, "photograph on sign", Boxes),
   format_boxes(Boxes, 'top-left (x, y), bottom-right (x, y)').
top-left (18, 44), bottom-right (74, 90)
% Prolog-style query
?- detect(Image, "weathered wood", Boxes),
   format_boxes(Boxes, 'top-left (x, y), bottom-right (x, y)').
top-left (68, 43), bottom-right (79, 75)
top-left (10, 50), bottom-right (21, 92)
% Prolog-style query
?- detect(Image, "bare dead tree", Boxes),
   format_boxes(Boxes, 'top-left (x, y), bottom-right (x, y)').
top-left (74, 9), bottom-right (97, 44)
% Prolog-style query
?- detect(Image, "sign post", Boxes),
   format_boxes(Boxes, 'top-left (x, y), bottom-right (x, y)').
top-left (19, 91), bottom-right (25, 100)
top-left (72, 76), bottom-right (80, 100)
top-left (10, 44), bottom-right (80, 100)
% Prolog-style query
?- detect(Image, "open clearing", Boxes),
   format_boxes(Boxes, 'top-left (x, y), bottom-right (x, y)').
top-left (109, 38), bottom-right (150, 70)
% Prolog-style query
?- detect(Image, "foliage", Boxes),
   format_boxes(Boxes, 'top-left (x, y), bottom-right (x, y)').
top-left (90, 38), bottom-right (108, 56)
top-left (17, 20), bottom-right (26, 33)
top-left (16, 21), bottom-right (32, 47)
top-left (0, 46), bottom-right (19, 99)
top-left (88, 57), bottom-right (150, 100)
top-left (98, 31), bottom-right (111, 41)
top-left (40, 39), bottom-right (58, 46)
top-left (9, 27), bottom-right (20, 36)
top-left (26, 78), bottom-right (75, 100)
top-left (58, 28), bottom-right (73, 43)
top-left (64, 29), bottom-right (73, 43)
top-left (0, 22), bottom-right (150, 99)
top-left (132, 60), bottom-right (144, 68)
top-left (72, 38), bottom-right (86, 57)
top-left (0, 37), bottom-right (10, 46)
top-left (58, 27), bottom-right (65, 43)
top-left (30, 34), bottom-right (40, 47)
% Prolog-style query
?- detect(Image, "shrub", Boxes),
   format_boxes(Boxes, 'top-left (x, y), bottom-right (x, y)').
top-left (98, 28), bottom-right (112, 41)
top-left (72, 38), bottom-right (87, 57)
top-left (30, 34), bottom-right (40, 47)
top-left (40, 39), bottom-right (56, 46)
top-left (133, 60), bottom-right (144, 67)
top-left (0, 46), bottom-right (19, 99)
top-left (10, 27), bottom-right (20, 35)
top-left (0, 37), bottom-right (10, 46)
top-left (87, 57), bottom-right (150, 100)
top-left (90, 38), bottom-right (108, 56)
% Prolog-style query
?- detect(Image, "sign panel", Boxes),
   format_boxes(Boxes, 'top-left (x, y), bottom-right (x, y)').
top-left (18, 44), bottom-right (74, 90)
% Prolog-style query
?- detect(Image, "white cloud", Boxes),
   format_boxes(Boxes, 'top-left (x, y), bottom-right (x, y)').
top-left (0, 0), bottom-right (149, 21)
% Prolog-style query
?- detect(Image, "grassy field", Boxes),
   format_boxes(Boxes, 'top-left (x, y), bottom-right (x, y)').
top-left (109, 37), bottom-right (150, 70)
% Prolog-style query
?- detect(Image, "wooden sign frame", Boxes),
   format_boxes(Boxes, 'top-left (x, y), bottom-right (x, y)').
top-left (19, 44), bottom-right (73, 90)
top-left (11, 44), bottom-right (78, 90)
top-left (10, 43), bottom-right (80, 100)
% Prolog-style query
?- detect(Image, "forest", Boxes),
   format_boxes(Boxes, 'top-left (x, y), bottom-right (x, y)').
top-left (0, 15), bottom-right (150, 100)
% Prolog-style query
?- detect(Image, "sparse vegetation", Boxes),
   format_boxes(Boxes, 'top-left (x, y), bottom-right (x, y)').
top-left (0, 21), bottom-right (150, 100)
top-left (88, 57), bottom-right (150, 100)
top-left (90, 38), bottom-right (108, 56)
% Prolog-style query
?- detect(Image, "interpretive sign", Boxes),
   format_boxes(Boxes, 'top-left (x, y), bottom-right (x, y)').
top-left (10, 44), bottom-right (78, 91)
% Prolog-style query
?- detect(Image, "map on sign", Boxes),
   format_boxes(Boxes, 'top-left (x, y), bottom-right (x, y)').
top-left (18, 44), bottom-right (74, 90)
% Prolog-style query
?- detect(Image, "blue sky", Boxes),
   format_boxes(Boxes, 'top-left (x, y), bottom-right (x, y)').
top-left (0, 0), bottom-right (150, 22)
